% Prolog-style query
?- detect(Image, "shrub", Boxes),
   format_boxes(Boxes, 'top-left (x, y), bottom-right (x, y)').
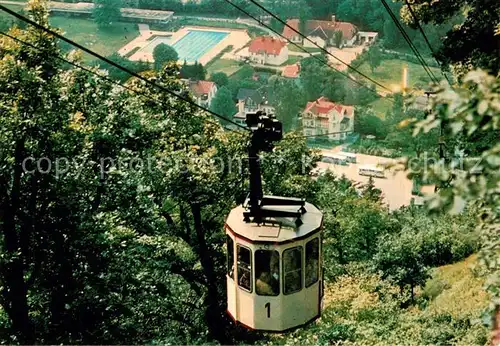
top-left (318, 323), bottom-right (356, 344)
top-left (422, 278), bottom-right (451, 301)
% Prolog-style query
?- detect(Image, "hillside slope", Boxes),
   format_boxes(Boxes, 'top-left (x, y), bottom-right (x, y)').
top-left (269, 255), bottom-right (489, 345)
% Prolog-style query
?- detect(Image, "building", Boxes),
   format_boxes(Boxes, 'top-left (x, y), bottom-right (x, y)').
top-left (248, 36), bottom-right (289, 66)
top-left (282, 16), bottom-right (377, 48)
top-left (282, 63), bottom-right (301, 78)
top-left (46, 2), bottom-right (174, 24)
top-left (186, 80), bottom-right (217, 108)
top-left (232, 88), bottom-right (275, 127)
top-left (302, 96), bottom-right (354, 141)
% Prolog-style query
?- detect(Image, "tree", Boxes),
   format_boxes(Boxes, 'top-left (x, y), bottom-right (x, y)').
top-left (334, 30), bottom-right (343, 48)
top-left (210, 86), bottom-right (237, 121)
top-left (267, 0), bottom-right (312, 32)
top-left (300, 57), bottom-right (329, 101)
top-left (306, 0), bottom-right (337, 20)
top-left (95, 52), bottom-right (150, 81)
top-left (0, 4), bottom-right (254, 344)
top-left (209, 72), bottom-right (229, 87)
top-left (180, 61), bottom-right (206, 80)
top-left (354, 108), bottom-right (387, 138)
top-left (238, 65), bottom-right (254, 80)
top-left (366, 45), bottom-right (382, 73)
top-left (269, 78), bottom-right (305, 131)
top-left (314, 174), bottom-right (392, 267)
top-left (362, 176), bottom-right (383, 203)
top-left (93, 0), bottom-right (122, 29)
top-left (411, 69), bottom-right (499, 308)
top-left (383, 18), bottom-right (402, 48)
top-left (373, 231), bottom-right (430, 302)
top-left (153, 43), bottom-right (178, 70)
top-left (398, 0), bottom-right (500, 75)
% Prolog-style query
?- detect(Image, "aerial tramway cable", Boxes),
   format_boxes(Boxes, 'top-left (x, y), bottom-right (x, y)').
top-left (403, 0), bottom-right (452, 85)
top-left (221, 0), bottom-right (395, 102)
top-left (0, 30), bottom-right (248, 135)
top-left (1, 5), bottom-right (396, 142)
top-left (380, 0), bottom-right (440, 85)
top-left (0, 5), bottom-right (250, 131)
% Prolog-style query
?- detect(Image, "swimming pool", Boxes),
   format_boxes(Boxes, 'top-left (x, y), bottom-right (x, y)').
top-left (138, 30), bottom-right (229, 63)
top-left (171, 30), bottom-right (229, 62)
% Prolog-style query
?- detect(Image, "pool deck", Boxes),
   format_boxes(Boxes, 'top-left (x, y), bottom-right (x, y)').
top-left (118, 25), bottom-right (250, 65)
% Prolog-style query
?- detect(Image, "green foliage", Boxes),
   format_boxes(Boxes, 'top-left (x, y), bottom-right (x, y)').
top-left (93, 0), bottom-right (122, 29)
top-left (373, 231), bottom-right (431, 301)
top-left (180, 61), bottom-right (206, 80)
top-left (235, 65), bottom-right (254, 80)
top-left (411, 69), bottom-right (499, 309)
top-left (267, 77), bottom-right (305, 131)
top-left (0, 4), bottom-right (264, 343)
top-left (266, 0), bottom-right (311, 32)
top-left (209, 72), bottom-right (229, 87)
top-left (399, 0), bottom-right (500, 75)
top-left (261, 133), bottom-right (320, 200)
top-left (153, 43), bottom-right (178, 71)
top-left (333, 30), bottom-right (343, 48)
top-left (93, 53), bottom-right (150, 81)
top-left (366, 45), bottom-right (382, 73)
top-left (209, 86), bottom-right (237, 121)
top-left (314, 174), bottom-right (393, 269)
top-left (354, 107), bottom-right (388, 138)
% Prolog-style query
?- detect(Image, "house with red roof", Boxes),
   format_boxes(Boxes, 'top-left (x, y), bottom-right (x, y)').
top-left (282, 63), bottom-right (301, 78)
top-left (186, 80), bottom-right (217, 108)
top-left (283, 15), bottom-right (377, 48)
top-left (248, 36), bottom-right (289, 66)
top-left (302, 96), bottom-right (354, 141)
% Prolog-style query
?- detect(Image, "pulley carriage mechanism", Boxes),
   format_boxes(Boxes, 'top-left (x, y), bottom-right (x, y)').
top-left (225, 111), bottom-right (324, 332)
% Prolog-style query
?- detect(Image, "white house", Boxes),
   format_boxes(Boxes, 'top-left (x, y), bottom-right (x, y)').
top-left (186, 80), bottom-right (217, 108)
top-left (248, 36), bottom-right (289, 66)
top-left (283, 16), bottom-right (376, 48)
top-left (301, 96), bottom-right (354, 141)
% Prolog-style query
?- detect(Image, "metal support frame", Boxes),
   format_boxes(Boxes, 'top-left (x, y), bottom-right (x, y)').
top-left (243, 111), bottom-right (306, 226)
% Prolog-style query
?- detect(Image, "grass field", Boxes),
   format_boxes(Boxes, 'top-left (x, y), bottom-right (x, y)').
top-left (0, 4), bottom-right (24, 24)
top-left (368, 97), bottom-right (393, 119)
top-left (49, 16), bottom-right (139, 61)
top-left (281, 56), bottom-right (302, 66)
top-left (288, 44), bottom-right (322, 53)
top-left (206, 59), bottom-right (241, 77)
top-left (358, 58), bottom-right (442, 92)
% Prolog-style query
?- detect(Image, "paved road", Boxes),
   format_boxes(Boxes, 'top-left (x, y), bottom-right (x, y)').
top-left (317, 151), bottom-right (432, 210)
top-left (288, 50), bottom-right (322, 57)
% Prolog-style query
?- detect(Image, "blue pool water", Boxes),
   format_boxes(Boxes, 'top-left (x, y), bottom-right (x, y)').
top-left (140, 30), bottom-right (229, 62)
top-left (172, 30), bottom-right (229, 62)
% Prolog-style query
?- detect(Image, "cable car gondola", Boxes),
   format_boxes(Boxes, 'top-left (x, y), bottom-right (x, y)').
top-left (225, 112), bottom-right (324, 332)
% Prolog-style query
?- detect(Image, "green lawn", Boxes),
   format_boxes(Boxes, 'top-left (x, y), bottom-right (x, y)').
top-left (0, 3), bottom-right (24, 23)
top-left (206, 59), bottom-right (241, 77)
top-left (49, 16), bottom-right (140, 61)
top-left (368, 97), bottom-right (393, 119)
top-left (281, 56), bottom-right (302, 66)
top-left (288, 44), bottom-right (322, 53)
top-left (357, 58), bottom-right (442, 92)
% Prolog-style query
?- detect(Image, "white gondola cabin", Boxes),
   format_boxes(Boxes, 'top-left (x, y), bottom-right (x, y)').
top-left (226, 111), bottom-right (324, 332)
top-left (225, 201), bottom-right (323, 332)
top-left (225, 203), bottom-right (323, 331)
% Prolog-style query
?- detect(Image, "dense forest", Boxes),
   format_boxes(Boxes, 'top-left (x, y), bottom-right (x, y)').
top-left (0, 0), bottom-right (498, 344)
